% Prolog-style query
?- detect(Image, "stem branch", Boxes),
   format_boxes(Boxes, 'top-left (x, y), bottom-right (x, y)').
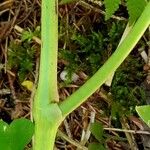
top-left (59, 1), bottom-right (150, 117)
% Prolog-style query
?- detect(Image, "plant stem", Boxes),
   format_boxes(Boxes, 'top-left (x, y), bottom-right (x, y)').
top-left (59, 1), bottom-right (150, 117)
top-left (37, 0), bottom-right (59, 105)
top-left (33, 104), bottom-right (63, 150)
top-left (33, 0), bottom-right (63, 149)
top-left (33, 118), bottom-right (58, 150)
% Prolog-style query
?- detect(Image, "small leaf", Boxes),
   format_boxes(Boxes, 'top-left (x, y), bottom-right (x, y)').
top-left (136, 105), bottom-right (150, 127)
top-left (22, 80), bottom-right (34, 91)
top-left (126, 0), bottom-right (146, 24)
top-left (0, 118), bottom-right (34, 150)
top-left (104, 0), bottom-right (121, 20)
top-left (10, 119), bottom-right (34, 150)
top-left (0, 121), bottom-right (10, 150)
top-left (88, 143), bottom-right (106, 150)
top-left (90, 122), bottom-right (103, 142)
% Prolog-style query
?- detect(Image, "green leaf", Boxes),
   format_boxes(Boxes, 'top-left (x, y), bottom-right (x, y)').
top-left (10, 119), bottom-right (34, 150)
top-left (0, 118), bottom-right (34, 150)
top-left (136, 105), bottom-right (150, 127)
top-left (88, 143), bottom-right (106, 150)
top-left (126, 0), bottom-right (146, 24)
top-left (0, 121), bottom-right (10, 150)
top-left (90, 122), bottom-right (103, 142)
top-left (104, 0), bottom-right (121, 20)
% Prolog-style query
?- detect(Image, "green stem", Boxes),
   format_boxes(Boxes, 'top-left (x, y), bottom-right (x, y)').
top-left (33, 0), bottom-right (63, 150)
top-left (33, 103), bottom-right (63, 150)
top-left (33, 119), bottom-right (58, 150)
top-left (59, 1), bottom-right (150, 117)
top-left (37, 0), bottom-right (59, 105)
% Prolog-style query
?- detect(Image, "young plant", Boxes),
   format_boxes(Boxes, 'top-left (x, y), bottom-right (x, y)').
top-left (33, 0), bottom-right (150, 150)
top-left (0, 0), bottom-right (149, 150)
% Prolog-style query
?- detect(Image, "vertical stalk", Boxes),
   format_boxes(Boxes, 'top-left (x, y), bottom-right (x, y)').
top-left (38, 0), bottom-right (59, 105)
top-left (33, 0), bottom-right (63, 150)
top-left (33, 103), bottom-right (63, 150)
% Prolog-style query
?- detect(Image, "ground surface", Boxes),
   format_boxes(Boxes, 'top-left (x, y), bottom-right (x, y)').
top-left (0, 0), bottom-right (150, 149)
